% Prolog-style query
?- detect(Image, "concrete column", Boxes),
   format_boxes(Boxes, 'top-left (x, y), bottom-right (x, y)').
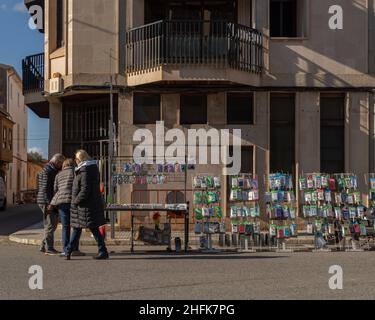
top-left (126, 0), bottom-right (144, 29)
top-left (48, 100), bottom-right (63, 158)
top-left (238, 0), bottom-right (251, 27)
top-left (296, 92), bottom-right (320, 175)
top-left (118, 93), bottom-right (134, 230)
top-left (346, 92), bottom-right (370, 204)
top-left (254, 91), bottom-right (269, 220)
top-left (254, 0), bottom-right (269, 71)
top-left (370, 92), bottom-right (375, 173)
top-left (208, 93), bottom-right (226, 126)
top-left (369, 1), bottom-right (375, 73)
top-left (161, 94), bottom-right (179, 127)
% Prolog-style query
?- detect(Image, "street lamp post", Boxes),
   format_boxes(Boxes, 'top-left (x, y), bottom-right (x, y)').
top-left (108, 74), bottom-right (115, 239)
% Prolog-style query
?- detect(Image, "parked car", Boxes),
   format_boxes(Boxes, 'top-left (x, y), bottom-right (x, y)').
top-left (0, 177), bottom-right (6, 211)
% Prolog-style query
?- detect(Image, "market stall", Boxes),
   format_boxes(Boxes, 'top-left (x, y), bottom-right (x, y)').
top-left (106, 157), bottom-right (190, 253)
top-left (106, 203), bottom-right (190, 252)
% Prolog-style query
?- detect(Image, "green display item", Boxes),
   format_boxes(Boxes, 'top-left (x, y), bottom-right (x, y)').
top-left (194, 208), bottom-right (203, 220)
top-left (206, 176), bottom-right (214, 188)
top-left (194, 192), bottom-right (203, 204)
top-left (215, 206), bottom-right (223, 219)
top-left (205, 191), bottom-right (218, 204)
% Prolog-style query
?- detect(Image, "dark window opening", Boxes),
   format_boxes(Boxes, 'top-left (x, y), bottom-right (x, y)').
top-left (180, 94), bottom-right (207, 125)
top-left (270, 93), bottom-right (295, 174)
top-left (270, 0), bottom-right (297, 37)
top-left (145, 0), bottom-right (237, 24)
top-left (56, 0), bottom-right (65, 48)
top-left (133, 94), bottom-right (161, 125)
top-left (320, 94), bottom-right (345, 174)
top-left (227, 93), bottom-right (254, 125)
top-left (62, 95), bottom-right (118, 159)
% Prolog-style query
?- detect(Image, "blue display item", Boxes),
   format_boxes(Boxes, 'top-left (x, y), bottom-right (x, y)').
top-left (351, 176), bottom-right (358, 189)
top-left (133, 163), bottom-right (142, 174)
top-left (245, 224), bottom-right (254, 235)
top-left (287, 175), bottom-right (294, 190)
top-left (282, 206), bottom-right (290, 219)
top-left (342, 208), bottom-right (350, 220)
top-left (277, 191), bottom-right (285, 202)
top-left (157, 164), bottom-right (164, 173)
top-left (275, 206), bottom-right (283, 218)
top-left (251, 179), bottom-right (259, 190)
top-left (284, 227), bottom-right (290, 238)
top-left (123, 162), bottom-right (132, 173)
top-left (238, 178), bottom-right (244, 188)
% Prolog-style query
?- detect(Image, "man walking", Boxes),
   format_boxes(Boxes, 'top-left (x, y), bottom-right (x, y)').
top-left (37, 154), bottom-right (65, 255)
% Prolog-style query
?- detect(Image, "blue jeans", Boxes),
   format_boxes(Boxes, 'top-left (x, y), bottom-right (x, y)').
top-left (58, 204), bottom-right (71, 254)
top-left (68, 227), bottom-right (108, 256)
top-left (58, 204), bottom-right (79, 254)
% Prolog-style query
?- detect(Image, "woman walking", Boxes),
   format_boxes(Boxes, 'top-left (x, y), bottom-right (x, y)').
top-left (66, 150), bottom-right (109, 260)
top-left (51, 159), bottom-right (84, 257)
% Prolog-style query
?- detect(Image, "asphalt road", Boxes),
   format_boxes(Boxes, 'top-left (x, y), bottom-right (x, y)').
top-left (1, 241), bottom-right (375, 300)
top-left (0, 204), bottom-right (41, 237)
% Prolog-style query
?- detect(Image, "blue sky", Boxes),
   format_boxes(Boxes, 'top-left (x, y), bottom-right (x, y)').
top-left (0, 0), bottom-right (48, 158)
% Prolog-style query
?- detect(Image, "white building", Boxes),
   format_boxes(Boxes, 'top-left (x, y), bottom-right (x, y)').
top-left (0, 64), bottom-right (28, 206)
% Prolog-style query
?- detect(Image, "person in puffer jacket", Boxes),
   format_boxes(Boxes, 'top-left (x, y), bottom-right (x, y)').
top-left (65, 150), bottom-right (108, 260)
top-left (51, 159), bottom-right (84, 257)
top-left (37, 154), bottom-right (65, 256)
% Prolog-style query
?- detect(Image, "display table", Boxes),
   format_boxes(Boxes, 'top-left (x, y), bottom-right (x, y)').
top-left (105, 203), bottom-right (190, 253)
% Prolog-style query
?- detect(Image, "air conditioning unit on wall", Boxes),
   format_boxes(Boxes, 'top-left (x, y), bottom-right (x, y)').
top-left (49, 78), bottom-right (64, 94)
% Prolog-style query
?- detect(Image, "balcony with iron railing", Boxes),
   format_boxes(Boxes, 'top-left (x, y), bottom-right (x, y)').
top-left (22, 53), bottom-right (48, 118)
top-left (125, 20), bottom-right (263, 86)
top-left (22, 53), bottom-right (44, 95)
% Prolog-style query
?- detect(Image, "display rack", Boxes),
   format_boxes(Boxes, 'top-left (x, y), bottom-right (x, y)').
top-left (193, 175), bottom-right (223, 253)
top-left (332, 174), bottom-right (365, 252)
top-left (229, 174), bottom-right (260, 253)
top-left (299, 173), bottom-right (336, 252)
top-left (107, 157), bottom-right (190, 253)
top-left (265, 173), bottom-right (297, 253)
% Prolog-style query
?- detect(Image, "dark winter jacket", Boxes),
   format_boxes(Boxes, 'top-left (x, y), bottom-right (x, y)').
top-left (37, 163), bottom-right (59, 206)
top-left (70, 161), bottom-right (105, 229)
top-left (51, 166), bottom-right (74, 206)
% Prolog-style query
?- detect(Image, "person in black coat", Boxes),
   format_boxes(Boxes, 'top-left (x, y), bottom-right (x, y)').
top-left (65, 150), bottom-right (109, 260)
top-left (37, 154), bottom-right (65, 255)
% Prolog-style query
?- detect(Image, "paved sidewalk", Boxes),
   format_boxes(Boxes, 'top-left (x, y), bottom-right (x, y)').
top-left (9, 223), bottom-right (132, 247)
top-left (9, 222), bottom-right (316, 251)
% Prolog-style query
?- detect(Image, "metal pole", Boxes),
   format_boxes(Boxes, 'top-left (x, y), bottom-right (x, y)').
top-left (109, 70), bottom-right (115, 239)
